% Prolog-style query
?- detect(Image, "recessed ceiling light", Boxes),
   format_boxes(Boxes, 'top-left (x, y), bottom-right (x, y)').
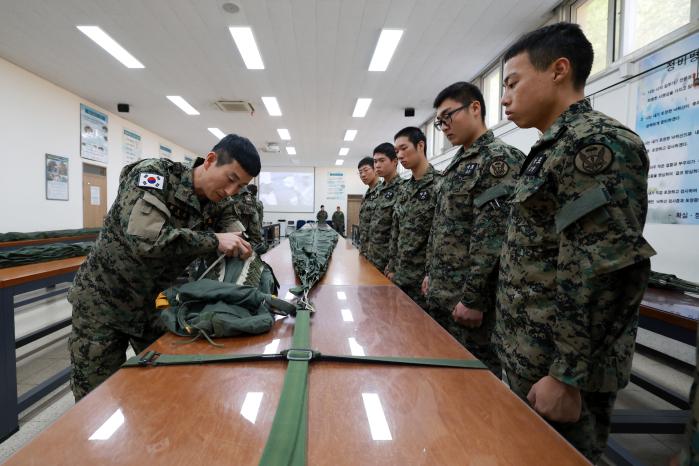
top-left (166, 96), bottom-right (199, 115)
top-left (261, 97), bottom-right (282, 116)
top-left (335, 159), bottom-right (344, 166)
top-left (229, 27), bottom-right (264, 70)
top-left (76, 26), bottom-right (144, 69)
top-left (277, 128), bottom-right (291, 140)
top-left (368, 29), bottom-right (403, 72)
top-left (352, 98), bottom-right (372, 118)
top-left (344, 129), bottom-right (357, 141)
top-left (208, 128), bottom-right (225, 140)
top-left (338, 147), bottom-right (349, 156)
top-left (286, 146), bottom-right (296, 155)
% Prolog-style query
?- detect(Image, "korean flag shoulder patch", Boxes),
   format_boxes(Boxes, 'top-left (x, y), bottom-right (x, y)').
top-left (138, 173), bottom-right (165, 190)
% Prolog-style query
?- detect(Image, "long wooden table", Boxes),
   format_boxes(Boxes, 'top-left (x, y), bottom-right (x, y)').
top-left (5, 238), bottom-right (589, 465)
top-left (0, 257), bottom-right (85, 442)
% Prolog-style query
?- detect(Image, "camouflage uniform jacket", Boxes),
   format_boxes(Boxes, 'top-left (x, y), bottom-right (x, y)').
top-left (316, 210), bottom-right (328, 223)
top-left (367, 175), bottom-right (403, 271)
top-left (386, 164), bottom-right (438, 290)
top-left (331, 211), bottom-right (345, 229)
top-left (255, 199), bottom-right (264, 226)
top-left (495, 99), bottom-right (657, 392)
top-left (68, 157), bottom-right (240, 333)
top-left (359, 183), bottom-right (380, 256)
top-left (228, 188), bottom-right (265, 253)
top-left (425, 130), bottom-right (524, 312)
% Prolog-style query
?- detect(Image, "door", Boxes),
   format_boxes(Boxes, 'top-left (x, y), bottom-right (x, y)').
top-left (347, 194), bottom-right (362, 243)
top-left (82, 164), bottom-right (107, 228)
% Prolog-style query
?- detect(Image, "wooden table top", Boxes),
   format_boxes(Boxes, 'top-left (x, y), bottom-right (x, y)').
top-left (0, 256), bottom-right (85, 289)
top-left (5, 236), bottom-right (589, 465)
top-left (640, 287), bottom-right (699, 330)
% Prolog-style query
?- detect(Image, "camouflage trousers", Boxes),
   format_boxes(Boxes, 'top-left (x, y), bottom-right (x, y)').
top-left (397, 283), bottom-right (427, 310)
top-left (426, 300), bottom-right (501, 377)
top-left (505, 370), bottom-right (616, 464)
top-left (69, 302), bottom-right (165, 401)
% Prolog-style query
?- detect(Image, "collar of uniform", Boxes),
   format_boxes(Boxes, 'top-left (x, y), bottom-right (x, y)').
top-left (382, 173), bottom-right (401, 189)
top-left (443, 130), bottom-right (495, 174)
top-left (530, 99), bottom-right (592, 152)
top-left (411, 163), bottom-right (436, 187)
top-left (175, 157), bottom-right (205, 212)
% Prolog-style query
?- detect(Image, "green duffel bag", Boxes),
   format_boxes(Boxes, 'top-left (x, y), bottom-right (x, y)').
top-left (159, 278), bottom-right (296, 345)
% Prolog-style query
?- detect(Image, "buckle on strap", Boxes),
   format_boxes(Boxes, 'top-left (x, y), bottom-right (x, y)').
top-left (138, 351), bottom-right (161, 366)
top-left (284, 349), bottom-right (315, 361)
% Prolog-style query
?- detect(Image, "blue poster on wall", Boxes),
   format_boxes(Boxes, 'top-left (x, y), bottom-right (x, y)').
top-left (635, 32), bottom-right (699, 224)
top-left (80, 104), bottom-right (109, 164)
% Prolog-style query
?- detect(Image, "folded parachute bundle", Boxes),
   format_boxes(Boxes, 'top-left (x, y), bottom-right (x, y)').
top-left (0, 241), bottom-right (93, 269)
top-left (159, 252), bottom-right (296, 345)
top-left (0, 227), bottom-right (100, 242)
top-left (288, 224), bottom-right (338, 308)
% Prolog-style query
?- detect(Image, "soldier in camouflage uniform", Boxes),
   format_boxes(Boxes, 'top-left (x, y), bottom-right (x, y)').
top-left (422, 83), bottom-right (524, 374)
top-left (367, 143), bottom-right (402, 272)
top-left (332, 206), bottom-right (345, 236)
top-left (229, 186), bottom-right (266, 254)
top-left (385, 127), bottom-right (437, 308)
top-left (247, 184), bottom-right (265, 227)
top-left (68, 134), bottom-right (261, 401)
top-left (496, 23), bottom-right (656, 462)
top-left (316, 205), bottom-right (328, 224)
top-left (357, 157), bottom-right (380, 257)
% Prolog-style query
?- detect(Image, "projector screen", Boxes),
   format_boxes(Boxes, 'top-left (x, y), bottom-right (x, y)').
top-left (258, 167), bottom-right (315, 213)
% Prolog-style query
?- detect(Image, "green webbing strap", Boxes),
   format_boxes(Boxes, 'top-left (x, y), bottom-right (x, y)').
top-left (122, 350), bottom-right (284, 367)
top-left (317, 354), bottom-right (486, 369)
top-left (258, 309), bottom-right (312, 466)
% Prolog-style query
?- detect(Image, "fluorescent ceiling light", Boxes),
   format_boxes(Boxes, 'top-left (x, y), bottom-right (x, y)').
top-left (362, 393), bottom-right (393, 440)
top-left (208, 127), bottom-right (225, 140)
top-left (338, 147), bottom-right (349, 156)
top-left (89, 409), bottom-right (125, 441)
top-left (240, 392), bottom-right (264, 424)
top-left (77, 26), bottom-right (145, 68)
top-left (277, 128), bottom-right (291, 140)
top-left (368, 29), bottom-right (404, 72)
top-left (264, 339), bottom-right (281, 354)
top-left (335, 159), bottom-right (345, 166)
top-left (229, 27), bottom-right (265, 69)
top-left (348, 337), bottom-right (365, 356)
top-left (352, 98), bottom-right (372, 118)
top-left (286, 146), bottom-right (296, 155)
top-left (341, 308), bottom-right (354, 322)
top-left (166, 96), bottom-right (199, 115)
top-left (262, 97), bottom-right (282, 116)
top-left (344, 129), bottom-right (357, 141)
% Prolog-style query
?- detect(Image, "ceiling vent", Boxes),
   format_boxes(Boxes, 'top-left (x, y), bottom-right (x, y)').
top-left (214, 100), bottom-right (255, 114)
top-left (260, 142), bottom-right (281, 153)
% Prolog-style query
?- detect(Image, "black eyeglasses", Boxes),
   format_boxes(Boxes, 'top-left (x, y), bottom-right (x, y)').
top-left (433, 102), bottom-right (471, 130)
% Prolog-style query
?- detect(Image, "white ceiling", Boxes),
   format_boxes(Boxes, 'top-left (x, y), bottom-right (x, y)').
top-left (0, 0), bottom-right (559, 167)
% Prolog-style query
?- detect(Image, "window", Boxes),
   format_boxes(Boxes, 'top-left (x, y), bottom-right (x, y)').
top-left (621, 0), bottom-right (691, 55)
top-left (482, 65), bottom-right (502, 128)
top-left (573, 0), bottom-right (610, 75)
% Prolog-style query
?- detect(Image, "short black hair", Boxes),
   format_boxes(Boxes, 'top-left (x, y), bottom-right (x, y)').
top-left (373, 142), bottom-right (397, 160)
top-left (433, 82), bottom-right (486, 122)
top-left (212, 134), bottom-right (261, 176)
top-left (503, 22), bottom-right (593, 90)
top-left (394, 127), bottom-right (427, 154)
top-left (358, 157), bottom-right (374, 169)
top-left (247, 184), bottom-right (257, 195)
top-left (320, 205), bottom-right (325, 209)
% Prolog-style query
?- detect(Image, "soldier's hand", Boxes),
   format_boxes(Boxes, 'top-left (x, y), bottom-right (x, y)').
top-left (386, 272), bottom-right (395, 281)
top-left (215, 232), bottom-right (252, 259)
top-left (452, 303), bottom-right (483, 328)
top-left (421, 276), bottom-right (429, 296)
top-left (527, 376), bottom-right (582, 423)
